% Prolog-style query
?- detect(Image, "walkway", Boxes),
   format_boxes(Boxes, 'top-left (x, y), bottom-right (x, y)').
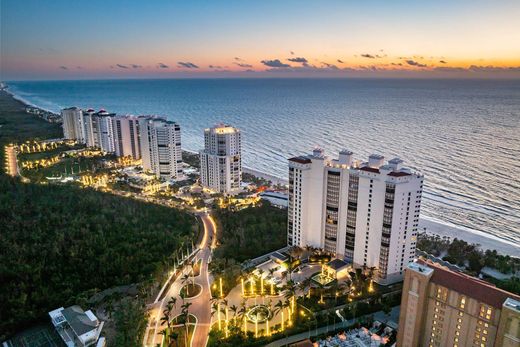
top-left (143, 212), bottom-right (215, 347)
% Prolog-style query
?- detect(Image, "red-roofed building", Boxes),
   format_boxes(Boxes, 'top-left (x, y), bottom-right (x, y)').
top-left (397, 259), bottom-right (520, 347)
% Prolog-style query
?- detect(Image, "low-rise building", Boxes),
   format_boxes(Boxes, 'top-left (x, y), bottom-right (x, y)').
top-left (49, 306), bottom-right (104, 347)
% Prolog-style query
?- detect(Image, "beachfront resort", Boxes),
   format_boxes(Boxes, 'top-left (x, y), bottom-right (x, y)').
top-left (2, 99), bottom-right (520, 347)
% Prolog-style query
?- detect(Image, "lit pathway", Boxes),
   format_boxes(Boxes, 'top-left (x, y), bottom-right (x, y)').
top-left (143, 212), bottom-right (215, 347)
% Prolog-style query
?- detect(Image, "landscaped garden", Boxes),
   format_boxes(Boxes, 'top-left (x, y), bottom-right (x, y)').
top-left (207, 244), bottom-right (401, 347)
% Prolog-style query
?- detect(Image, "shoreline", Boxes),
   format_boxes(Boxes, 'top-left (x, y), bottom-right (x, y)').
top-left (4, 85), bottom-right (519, 257)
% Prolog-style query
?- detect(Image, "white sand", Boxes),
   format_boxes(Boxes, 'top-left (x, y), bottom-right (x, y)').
top-left (419, 217), bottom-right (519, 257)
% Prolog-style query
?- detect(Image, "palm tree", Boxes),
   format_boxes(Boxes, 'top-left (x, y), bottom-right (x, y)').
top-left (297, 276), bottom-right (312, 298)
top-left (181, 273), bottom-right (191, 296)
top-left (168, 297), bottom-right (177, 310)
top-left (274, 299), bottom-right (285, 329)
top-left (229, 304), bottom-right (238, 328)
top-left (180, 302), bottom-right (192, 347)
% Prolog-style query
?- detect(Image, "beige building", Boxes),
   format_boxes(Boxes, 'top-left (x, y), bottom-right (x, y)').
top-left (397, 259), bottom-right (520, 347)
top-left (199, 124), bottom-right (242, 194)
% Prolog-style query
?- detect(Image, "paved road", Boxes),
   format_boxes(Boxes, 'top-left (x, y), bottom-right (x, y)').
top-left (144, 212), bottom-right (215, 347)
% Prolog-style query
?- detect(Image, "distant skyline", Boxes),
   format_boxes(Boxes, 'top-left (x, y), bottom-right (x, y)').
top-left (1, 0), bottom-right (519, 80)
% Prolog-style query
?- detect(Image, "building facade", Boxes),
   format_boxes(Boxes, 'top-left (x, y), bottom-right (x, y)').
top-left (287, 149), bottom-right (423, 284)
top-left (139, 116), bottom-right (183, 181)
top-left (113, 115), bottom-right (141, 159)
top-left (61, 107), bottom-right (86, 143)
top-left (397, 260), bottom-right (520, 347)
top-left (199, 124), bottom-right (241, 194)
top-left (81, 109), bottom-right (116, 153)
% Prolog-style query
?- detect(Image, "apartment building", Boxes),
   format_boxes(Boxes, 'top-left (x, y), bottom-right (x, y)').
top-left (61, 107), bottom-right (86, 143)
top-left (139, 116), bottom-right (183, 180)
top-left (113, 115), bottom-right (141, 159)
top-left (397, 259), bottom-right (520, 347)
top-left (81, 109), bottom-right (116, 153)
top-left (199, 124), bottom-right (241, 194)
top-left (287, 148), bottom-right (423, 284)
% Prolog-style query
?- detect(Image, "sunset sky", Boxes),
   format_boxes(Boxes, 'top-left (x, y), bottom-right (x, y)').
top-left (1, 0), bottom-right (519, 80)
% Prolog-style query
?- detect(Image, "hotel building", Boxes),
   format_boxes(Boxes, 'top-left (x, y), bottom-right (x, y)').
top-left (199, 124), bottom-right (241, 194)
top-left (113, 115), bottom-right (141, 159)
top-left (62, 107), bottom-right (86, 143)
top-left (287, 149), bottom-right (423, 284)
top-left (397, 259), bottom-right (520, 347)
top-left (139, 116), bottom-right (183, 181)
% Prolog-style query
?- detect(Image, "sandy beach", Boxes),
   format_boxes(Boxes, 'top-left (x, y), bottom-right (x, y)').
top-left (419, 217), bottom-right (519, 257)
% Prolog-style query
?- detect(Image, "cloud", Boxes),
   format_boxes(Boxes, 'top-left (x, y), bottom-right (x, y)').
top-left (130, 64), bottom-right (142, 69)
top-left (209, 65), bottom-right (223, 69)
top-left (234, 62), bottom-right (253, 68)
top-left (116, 64), bottom-right (129, 69)
top-left (360, 53), bottom-right (387, 59)
top-left (290, 51), bottom-right (295, 55)
top-left (59, 66), bottom-right (68, 70)
top-left (405, 60), bottom-right (427, 68)
top-left (157, 63), bottom-right (169, 69)
top-left (337, 59), bottom-right (345, 64)
top-left (76, 66), bottom-right (83, 70)
top-left (287, 57), bottom-right (308, 63)
top-left (261, 59), bottom-right (290, 68)
top-left (439, 60), bottom-right (447, 64)
top-left (234, 57), bottom-right (243, 61)
top-left (177, 62), bottom-right (199, 69)
top-left (321, 62), bottom-right (339, 70)
top-left (391, 63), bottom-right (403, 66)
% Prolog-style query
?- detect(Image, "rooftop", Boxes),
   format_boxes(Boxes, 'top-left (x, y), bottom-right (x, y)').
top-left (61, 305), bottom-right (99, 336)
top-left (327, 258), bottom-right (350, 271)
top-left (418, 259), bottom-right (520, 308)
top-left (289, 156), bottom-right (312, 164)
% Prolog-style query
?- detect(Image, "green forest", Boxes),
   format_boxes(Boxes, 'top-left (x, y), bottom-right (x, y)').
top-left (214, 201), bottom-right (287, 263)
top-left (0, 174), bottom-right (197, 339)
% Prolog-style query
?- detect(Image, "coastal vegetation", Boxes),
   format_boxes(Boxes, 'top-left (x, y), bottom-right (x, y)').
top-left (0, 91), bottom-right (199, 341)
top-left (213, 200), bottom-right (287, 263)
top-left (208, 201), bottom-right (287, 296)
top-left (0, 174), bottom-right (197, 339)
top-left (418, 233), bottom-right (520, 294)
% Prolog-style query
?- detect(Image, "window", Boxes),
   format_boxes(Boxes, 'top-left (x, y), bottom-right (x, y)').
top-left (459, 296), bottom-right (466, 309)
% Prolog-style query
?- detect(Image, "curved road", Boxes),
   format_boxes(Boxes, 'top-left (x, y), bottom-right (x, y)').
top-left (144, 212), bottom-right (215, 347)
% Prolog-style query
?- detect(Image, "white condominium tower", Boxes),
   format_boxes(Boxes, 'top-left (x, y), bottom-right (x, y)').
top-left (113, 115), bottom-right (141, 159)
top-left (139, 116), bottom-right (183, 181)
top-left (288, 148), bottom-right (423, 284)
top-left (61, 107), bottom-right (86, 143)
top-left (82, 109), bottom-right (116, 153)
top-left (199, 124), bottom-right (241, 194)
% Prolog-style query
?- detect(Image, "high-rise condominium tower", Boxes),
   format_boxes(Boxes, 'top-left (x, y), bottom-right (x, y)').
top-left (199, 124), bottom-right (241, 194)
top-left (139, 116), bottom-right (183, 181)
top-left (113, 115), bottom-right (141, 159)
top-left (397, 259), bottom-right (520, 347)
top-left (61, 107), bottom-right (85, 143)
top-left (287, 148), bottom-right (423, 284)
top-left (82, 109), bottom-right (116, 153)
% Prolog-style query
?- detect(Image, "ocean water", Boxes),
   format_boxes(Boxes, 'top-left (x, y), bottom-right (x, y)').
top-left (7, 78), bottom-right (520, 247)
